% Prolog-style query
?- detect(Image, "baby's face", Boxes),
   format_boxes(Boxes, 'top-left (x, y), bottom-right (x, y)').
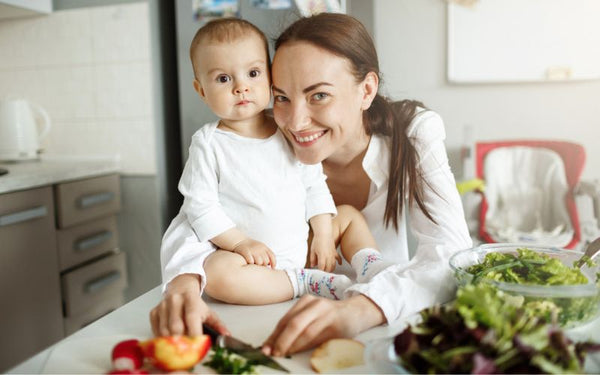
top-left (193, 35), bottom-right (270, 123)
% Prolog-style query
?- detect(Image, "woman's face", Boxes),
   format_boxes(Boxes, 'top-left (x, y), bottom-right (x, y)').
top-left (271, 41), bottom-right (376, 165)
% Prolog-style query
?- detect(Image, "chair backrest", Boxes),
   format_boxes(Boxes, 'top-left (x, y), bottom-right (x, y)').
top-left (475, 140), bottom-right (586, 249)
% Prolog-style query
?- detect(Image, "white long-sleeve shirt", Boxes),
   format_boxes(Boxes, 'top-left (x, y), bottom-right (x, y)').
top-left (163, 121), bottom-right (336, 291)
top-left (161, 111), bottom-right (472, 323)
top-left (343, 109), bottom-right (472, 322)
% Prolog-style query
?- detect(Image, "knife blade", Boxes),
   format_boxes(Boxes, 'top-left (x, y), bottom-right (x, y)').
top-left (202, 324), bottom-right (289, 373)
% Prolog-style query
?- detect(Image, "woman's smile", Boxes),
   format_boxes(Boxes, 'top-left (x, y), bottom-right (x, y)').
top-left (292, 130), bottom-right (327, 146)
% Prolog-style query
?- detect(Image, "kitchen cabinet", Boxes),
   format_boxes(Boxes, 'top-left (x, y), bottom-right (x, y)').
top-left (0, 172), bottom-right (127, 372)
top-left (0, 186), bottom-right (63, 372)
top-left (0, 0), bottom-right (52, 19)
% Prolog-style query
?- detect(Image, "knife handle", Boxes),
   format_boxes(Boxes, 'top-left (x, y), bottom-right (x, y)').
top-left (202, 323), bottom-right (220, 344)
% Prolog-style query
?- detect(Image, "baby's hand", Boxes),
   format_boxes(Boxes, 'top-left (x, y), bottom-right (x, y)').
top-left (232, 238), bottom-right (277, 268)
top-left (309, 234), bottom-right (341, 272)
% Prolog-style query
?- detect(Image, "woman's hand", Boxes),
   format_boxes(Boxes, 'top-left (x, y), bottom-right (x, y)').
top-left (149, 273), bottom-right (230, 337)
top-left (309, 233), bottom-right (340, 272)
top-left (261, 294), bottom-right (386, 356)
top-left (232, 238), bottom-right (277, 267)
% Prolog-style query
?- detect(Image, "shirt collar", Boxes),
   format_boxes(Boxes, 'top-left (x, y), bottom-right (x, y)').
top-left (362, 133), bottom-right (390, 191)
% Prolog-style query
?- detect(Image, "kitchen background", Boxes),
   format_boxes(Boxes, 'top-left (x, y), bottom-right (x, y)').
top-left (0, 0), bottom-right (599, 370)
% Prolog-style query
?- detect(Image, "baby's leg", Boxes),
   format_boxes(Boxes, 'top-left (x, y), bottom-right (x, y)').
top-left (332, 205), bottom-right (394, 283)
top-left (330, 204), bottom-right (378, 262)
top-left (204, 250), bottom-right (293, 305)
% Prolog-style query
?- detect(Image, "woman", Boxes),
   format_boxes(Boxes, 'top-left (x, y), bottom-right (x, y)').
top-left (150, 13), bottom-right (471, 356)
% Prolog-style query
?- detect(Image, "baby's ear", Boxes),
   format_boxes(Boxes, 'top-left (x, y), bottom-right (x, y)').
top-left (193, 79), bottom-right (206, 99)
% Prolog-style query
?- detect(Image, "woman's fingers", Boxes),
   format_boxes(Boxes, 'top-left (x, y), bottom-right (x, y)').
top-left (287, 309), bottom-right (336, 353)
top-left (166, 294), bottom-right (186, 335)
top-left (204, 307), bottom-right (230, 336)
top-left (157, 298), bottom-right (171, 336)
top-left (266, 296), bottom-right (332, 356)
top-left (183, 292), bottom-right (204, 336)
top-left (149, 305), bottom-right (160, 336)
top-left (262, 295), bottom-right (315, 354)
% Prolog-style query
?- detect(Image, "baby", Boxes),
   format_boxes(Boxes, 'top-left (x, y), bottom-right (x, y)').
top-left (175, 18), bottom-right (387, 305)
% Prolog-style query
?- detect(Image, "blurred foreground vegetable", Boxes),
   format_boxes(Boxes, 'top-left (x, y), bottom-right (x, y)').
top-left (139, 335), bottom-right (211, 371)
top-left (394, 284), bottom-right (600, 374)
top-left (204, 346), bottom-right (258, 374)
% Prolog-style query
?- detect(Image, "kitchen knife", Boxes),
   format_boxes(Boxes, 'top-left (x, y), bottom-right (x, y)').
top-left (202, 324), bottom-right (289, 373)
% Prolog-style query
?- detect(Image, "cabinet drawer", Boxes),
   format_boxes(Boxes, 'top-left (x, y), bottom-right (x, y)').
top-left (63, 293), bottom-right (124, 336)
top-left (55, 174), bottom-right (121, 228)
top-left (57, 216), bottom-right (119, 271)
top-left (62, 251), bottom-right (127, 317)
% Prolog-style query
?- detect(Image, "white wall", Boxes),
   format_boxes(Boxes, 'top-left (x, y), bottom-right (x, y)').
top-left (0, 3), bottom-right (156, 175)
top-left (374, 0), bottom-right (600, 180)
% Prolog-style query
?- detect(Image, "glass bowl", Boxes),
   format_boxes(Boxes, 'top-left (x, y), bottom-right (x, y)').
top-left (364, 337), bottom-right (408, 374)
top-left (449, 243), bottom-right (600, 328)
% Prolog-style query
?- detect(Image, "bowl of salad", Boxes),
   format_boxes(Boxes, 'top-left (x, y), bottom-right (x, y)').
top-left (449, 243), bottom-right (600, 327)
top-left (370, 283), bottom-right (600, 374)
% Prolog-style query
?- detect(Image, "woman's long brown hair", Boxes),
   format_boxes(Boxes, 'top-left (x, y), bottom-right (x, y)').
top-left (275, 13), bottom-right (436, 230)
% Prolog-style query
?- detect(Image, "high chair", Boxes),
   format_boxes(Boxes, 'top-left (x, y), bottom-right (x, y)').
top-left (462, 140), bottom-right (600, 250)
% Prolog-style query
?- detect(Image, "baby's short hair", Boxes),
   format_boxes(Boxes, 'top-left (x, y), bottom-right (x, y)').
top-left (190, 18), bottom-right (270, 77)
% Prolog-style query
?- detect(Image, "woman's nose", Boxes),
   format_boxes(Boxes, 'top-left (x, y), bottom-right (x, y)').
top-left (287, 103), bottom-right (311, 131)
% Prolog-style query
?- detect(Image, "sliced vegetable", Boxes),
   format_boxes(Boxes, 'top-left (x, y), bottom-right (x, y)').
top-left (138, 335), bottom-right (211, 371)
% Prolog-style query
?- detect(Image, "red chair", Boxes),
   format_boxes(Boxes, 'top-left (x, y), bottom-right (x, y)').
top-left (476, 140), bottom-right (585, 249)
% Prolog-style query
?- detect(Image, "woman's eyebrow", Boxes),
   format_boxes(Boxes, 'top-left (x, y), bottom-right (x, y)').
top-left (302, 82), bottom-right (333, 93)
top-left (272, 85), bottom-right (286, 94)
top-left (272, 82), bottom-right (333, 95)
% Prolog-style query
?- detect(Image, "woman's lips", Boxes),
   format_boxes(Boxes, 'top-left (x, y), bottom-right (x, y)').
top-left (292, 130), bottom-right (326, 146)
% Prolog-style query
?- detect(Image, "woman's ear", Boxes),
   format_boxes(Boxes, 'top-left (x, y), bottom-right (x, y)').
top-left (193, 79), bottom-right (206, 99)
top-left (360, 71), bottom-right (379, 110)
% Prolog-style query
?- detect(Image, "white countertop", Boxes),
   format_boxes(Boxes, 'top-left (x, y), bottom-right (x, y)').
top-left (8, 285), bottom-right (600, 374)
top-left (0, 155), bottom-right (120, 194)
top-left (7, 286), bottom-right (414, 374)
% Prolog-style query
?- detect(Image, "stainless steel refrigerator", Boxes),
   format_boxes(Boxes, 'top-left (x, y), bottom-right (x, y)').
top-left (174, 0), bottom-right (306, 163)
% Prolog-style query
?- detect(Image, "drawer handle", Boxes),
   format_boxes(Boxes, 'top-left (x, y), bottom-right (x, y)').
top-left (78, 192), bottom-right (115, 208)
top-left (84, 270), bottom-right (121, 294)
top-left (0, 205), bottom-right (47, 227)
top-left (75, 230), bottom-right (113, 251)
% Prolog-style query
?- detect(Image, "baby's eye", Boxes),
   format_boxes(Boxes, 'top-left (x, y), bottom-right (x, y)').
top-left (249, 69), bottom-right (260, 78)
top-left (217, 75), bottom-right (230, 83)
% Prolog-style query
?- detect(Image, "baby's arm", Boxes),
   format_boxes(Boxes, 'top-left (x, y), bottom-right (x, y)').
top-left (309, 213), bottom-right (340, 272)
top-left (211, 228), bottom-right (277, 268)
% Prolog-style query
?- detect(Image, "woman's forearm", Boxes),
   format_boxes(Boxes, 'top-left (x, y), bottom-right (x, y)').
top-left (346, 294), bottom-right (386, 331)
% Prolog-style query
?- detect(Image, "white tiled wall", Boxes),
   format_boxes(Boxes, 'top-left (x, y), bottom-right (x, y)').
top-left (0, 2), bottom-right (155, 175)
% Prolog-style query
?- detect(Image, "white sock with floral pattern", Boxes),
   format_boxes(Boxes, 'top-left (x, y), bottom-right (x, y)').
top-left (351, 248), bottom-right (393, 283)
top-left (285, 269), bottom-right (352, 300)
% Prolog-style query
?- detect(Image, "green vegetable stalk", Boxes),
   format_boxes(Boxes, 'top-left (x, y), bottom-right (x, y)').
top-left (204, 347), bottom-right (258, 374)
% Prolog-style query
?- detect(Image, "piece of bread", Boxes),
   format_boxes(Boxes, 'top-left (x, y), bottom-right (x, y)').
top-left (310, 339), bottom-right (365, 373)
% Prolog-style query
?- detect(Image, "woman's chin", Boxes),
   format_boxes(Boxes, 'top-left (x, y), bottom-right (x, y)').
top-left (294, 149), bottom-right (325, 165)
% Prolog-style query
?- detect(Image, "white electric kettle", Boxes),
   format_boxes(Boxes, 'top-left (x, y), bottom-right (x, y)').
top-left (0, 97), bottom-right (51, 161)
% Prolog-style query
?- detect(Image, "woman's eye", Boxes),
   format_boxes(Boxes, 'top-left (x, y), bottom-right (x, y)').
top-left (217, 75), bottom-right (230, 83)
top-left (249, 69), bottom-right (260, 78)
top-left (312, 92), bottom-right (329, 101)
top-left (274, 95), bottom-right (288, 103)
